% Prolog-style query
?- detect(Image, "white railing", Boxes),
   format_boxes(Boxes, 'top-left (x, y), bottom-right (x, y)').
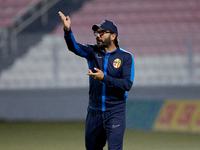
top-left (10, 0), bottom-right (61, 54)
top-left (0, 0), bottom-right (61, 60)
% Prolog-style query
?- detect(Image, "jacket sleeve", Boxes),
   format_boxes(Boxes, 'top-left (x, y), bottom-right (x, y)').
top-left (101, 53), bottom-right (134, 91)
top-left (64, 28), bottom-right (93, 59)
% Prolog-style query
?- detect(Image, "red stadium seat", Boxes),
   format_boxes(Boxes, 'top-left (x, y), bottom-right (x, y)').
top-left (0, 0), bottom-right (37, 28)
top-left (52, 0), bottom-right (200, 56)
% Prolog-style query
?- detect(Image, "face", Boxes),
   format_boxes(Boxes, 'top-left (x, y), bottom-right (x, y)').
top-left (95, 28), bottom-right (113, 49)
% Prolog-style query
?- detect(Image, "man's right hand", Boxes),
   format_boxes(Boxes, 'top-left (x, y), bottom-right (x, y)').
top-left (58, 11), bottom-right (71, 30)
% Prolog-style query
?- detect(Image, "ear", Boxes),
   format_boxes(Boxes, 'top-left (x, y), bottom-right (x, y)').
top-left (111, 33), bottom-right (117, 41)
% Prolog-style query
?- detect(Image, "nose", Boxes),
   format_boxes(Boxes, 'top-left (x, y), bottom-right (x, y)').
top-left (96, 33), bottom-right (101, 38)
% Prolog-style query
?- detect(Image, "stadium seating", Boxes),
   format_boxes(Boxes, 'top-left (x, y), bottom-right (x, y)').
top-left (54, 0), bottom-right (200, 55)
top-left (0, 0), bottom-right (37, 27)
top-left (0, 0), bottom-right (200, 89)
top-left (0, 35), bottom-right (89, 89)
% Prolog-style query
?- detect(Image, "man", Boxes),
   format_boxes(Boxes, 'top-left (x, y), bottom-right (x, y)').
top-left (59, 11), bottom-right (134, 150)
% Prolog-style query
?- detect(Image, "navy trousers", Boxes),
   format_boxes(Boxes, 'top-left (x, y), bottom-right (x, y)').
top-left (85, 106), bottom-right (126, 150)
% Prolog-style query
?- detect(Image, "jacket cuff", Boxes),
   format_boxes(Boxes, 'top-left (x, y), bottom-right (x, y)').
top-left (64, 27), bottom-right (72, 35)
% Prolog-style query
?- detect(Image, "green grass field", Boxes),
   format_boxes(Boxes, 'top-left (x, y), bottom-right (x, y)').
top-left (0, 121), bottom-right (200, 150)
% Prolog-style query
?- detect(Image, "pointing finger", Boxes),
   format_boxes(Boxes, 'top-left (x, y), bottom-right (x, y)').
top-left (58, 11), bottom-right (65, 18)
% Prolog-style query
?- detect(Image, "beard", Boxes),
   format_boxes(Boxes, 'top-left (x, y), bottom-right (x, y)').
top-left (96, 35), bottom-right (111, 49)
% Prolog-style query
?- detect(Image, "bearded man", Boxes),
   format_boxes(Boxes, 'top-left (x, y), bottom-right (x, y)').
top-left (59, 11), bottom-right (135, 150)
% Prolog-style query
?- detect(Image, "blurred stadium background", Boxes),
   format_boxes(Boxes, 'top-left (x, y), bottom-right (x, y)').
top-left (0, 0), bottom-right (200, 149)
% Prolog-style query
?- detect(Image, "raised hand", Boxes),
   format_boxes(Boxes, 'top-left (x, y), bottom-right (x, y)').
top-left (58, 11), bottom-right (71, 30)
top-left (87, 68), bottom-right (104, 80)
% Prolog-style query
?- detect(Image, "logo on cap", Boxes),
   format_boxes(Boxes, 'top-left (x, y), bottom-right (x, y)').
top-left (100, 20), bottom-right (106, 25)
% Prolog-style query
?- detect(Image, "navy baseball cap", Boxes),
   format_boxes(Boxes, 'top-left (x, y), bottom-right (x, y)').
top-left (92, 19), bottom-right (118, 36)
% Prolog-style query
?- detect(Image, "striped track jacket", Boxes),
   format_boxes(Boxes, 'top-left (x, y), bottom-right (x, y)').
top-left (64, 29), bottom-right (134, 111)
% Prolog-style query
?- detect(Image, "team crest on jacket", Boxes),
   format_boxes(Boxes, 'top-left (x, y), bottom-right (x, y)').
top-left (113, 58), bottom-right (121, 68)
